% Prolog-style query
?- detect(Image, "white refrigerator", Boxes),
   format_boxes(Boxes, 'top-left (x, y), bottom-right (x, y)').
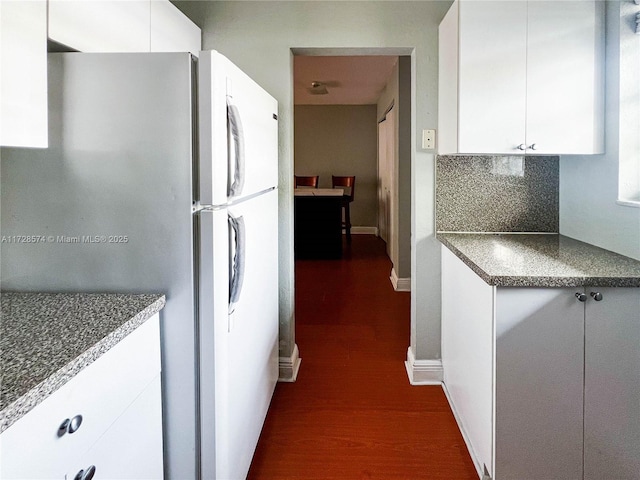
top-left (0, 51), bottom-right (279, 479)
top-left (197, 51), bottom-right (280, 480)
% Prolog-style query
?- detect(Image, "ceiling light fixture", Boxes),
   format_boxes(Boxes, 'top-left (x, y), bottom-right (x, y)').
top-left (309, 81), bottom-right (329, 95)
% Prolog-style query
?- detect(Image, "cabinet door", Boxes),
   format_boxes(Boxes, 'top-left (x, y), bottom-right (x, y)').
top-left (584, 287), bottom-right (640, 480)
top-left (457, 1), bottom-right (527, 154)
top-left (0, 0), bottom-right (47, 147)
top-left (495, 288), bottom-right (584, 480)
top-left (526, 1), bottom-right (604, 154)
top-left (150, 0), bottom-right (201, 56)
top-left (65, 375), bottom-right (164, 480)
top-left (48, 0), bottom-right (151, 52)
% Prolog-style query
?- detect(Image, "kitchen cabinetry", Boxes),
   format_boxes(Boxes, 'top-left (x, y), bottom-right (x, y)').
top-left (0, 0), bottom-right (48, 148)
top-left (438, 0), bottom-right (604, 155)
top-left (1, 0), bottom-right (199, 148)
top-left (0, 314), bottom-right (162, 479)
top-left (584, 288), bottom-right (640, 479)
top-left (442, 247), bottom-right (640, 479)
top-left (151, 0), bottom-right (201, 56)
top-left (49, 0), bottom-right (151, 53)
top-left (494, 287), bottom-right (584, 479)
top-left (65, 375), bottom-right (163, 480)
top-left (48, 0), bottom-right (201, 54)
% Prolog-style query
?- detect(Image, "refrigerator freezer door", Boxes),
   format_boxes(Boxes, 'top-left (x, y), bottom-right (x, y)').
top-left (199, 50), bottom-right (279, 206)
top-left (198, 189), bottom-right (279, 480)
top-left (0, 52), bottom-right (198, 480)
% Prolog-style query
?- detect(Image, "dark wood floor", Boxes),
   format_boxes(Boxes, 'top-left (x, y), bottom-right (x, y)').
top-left (248, 235), bottom-right (477, 479)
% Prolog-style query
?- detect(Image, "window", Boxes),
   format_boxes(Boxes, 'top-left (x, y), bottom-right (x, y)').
top-left (617, 0), bottom-right (640, 206)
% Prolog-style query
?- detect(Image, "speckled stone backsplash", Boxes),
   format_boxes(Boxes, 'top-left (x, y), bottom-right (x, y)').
top-left (436, 155), bottom-right (559, 232)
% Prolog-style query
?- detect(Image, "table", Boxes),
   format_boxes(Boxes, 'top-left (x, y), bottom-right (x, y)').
top-left (294, 188), bottom-right (344, 259)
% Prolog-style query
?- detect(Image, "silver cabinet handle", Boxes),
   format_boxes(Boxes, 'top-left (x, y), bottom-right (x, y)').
top-left (590, 292), bottom-right (603, 301)
top-left (516, 144), bottom-right (526, 151)
top-left (575, 292), bottom-right (587, 302)
top-left (74, 466), bottom-right (96, 480)
top-left (528, 143), bottom-right (537, 150)
top-left (68, 415), bottom-right (83, 433)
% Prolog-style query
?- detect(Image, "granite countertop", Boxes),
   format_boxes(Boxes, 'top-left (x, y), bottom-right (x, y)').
top-left (438, 233), bottom-right (640, 287)
top-left (0, 292), bottom-right (166, 433)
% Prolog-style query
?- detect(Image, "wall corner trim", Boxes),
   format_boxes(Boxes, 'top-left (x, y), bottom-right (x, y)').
top-left (390, 268), bottom-right (411, 292)
top-left (404, 347), bottom-right (443, 385)
top-left (278, 343), bottom-right (301, 382)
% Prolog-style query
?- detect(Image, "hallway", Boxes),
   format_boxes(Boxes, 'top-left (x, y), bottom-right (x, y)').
top-left (248, 235), bottom-right (477, 479)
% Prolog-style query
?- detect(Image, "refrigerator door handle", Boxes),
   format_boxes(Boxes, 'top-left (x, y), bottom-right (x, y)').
top-left (227, 99), bottom-right (245, 199)
top-left (228, 213), bottom-right (246, 314)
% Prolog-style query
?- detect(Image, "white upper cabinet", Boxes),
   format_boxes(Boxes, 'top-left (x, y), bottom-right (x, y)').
top-left (48, 0), bottom-right (201, 54)
top-left (150, 0), bottom-right (201, 56)
top-left (0, 0), bottom-right (48, 148)
top-left (438, 0), bottom-right (605, 155)
top-left (49, 0), bottom-right (152, 52)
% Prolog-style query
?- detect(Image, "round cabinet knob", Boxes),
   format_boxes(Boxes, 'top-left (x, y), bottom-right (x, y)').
top-left (74, 466), bottom-right (96, 480)
top-left (68, 415), bottom-right (83, 434)
top-left (516, 144), bottom-right (526, 151)
top-left (590, 291), bottom-right (603, 301)
top-left (575, 292), bottom-right (587, 302)
top-left (58, 418), bottom-right (70, 437)
top-left (528, 143), bottom-right (537, 150)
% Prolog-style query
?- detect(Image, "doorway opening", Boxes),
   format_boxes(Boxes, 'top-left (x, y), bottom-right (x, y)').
top-left (292, 50), bottom-right (412, 289)
top-left (291, 48), bottom-right (413, 364)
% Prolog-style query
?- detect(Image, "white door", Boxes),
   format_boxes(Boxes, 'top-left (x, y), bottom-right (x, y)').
top-left (525, 1), bottom-right (604, 154)
top-left (199, 50), bottom-right (279, 206)
top-left (457, 0), bottom-right (527, 154)
top-left (584, 287), bottom-right (640, 479)
top-left (495, 287), bottom-right (584, 479)
top-left (198, 189), bottom-right (279, 480)
top-left (385, 107), bottom-right (398, 267)
top-left (377, 117), bottom-right (389, 243)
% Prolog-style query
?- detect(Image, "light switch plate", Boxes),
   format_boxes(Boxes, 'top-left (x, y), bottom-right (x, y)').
top-left (422, 129), bottom-right (436, 150)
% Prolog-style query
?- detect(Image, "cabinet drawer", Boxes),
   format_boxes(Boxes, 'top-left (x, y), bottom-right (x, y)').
top-left (65, 375), bottom-right (163, 480)
top-left (0, 314), bottom-right (160, 479)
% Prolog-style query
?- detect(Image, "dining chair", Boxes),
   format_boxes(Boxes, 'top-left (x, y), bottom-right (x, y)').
top-left (331, 175), bottom-right (356, 242)
top-left (294, 175), bottom-right (319, 188)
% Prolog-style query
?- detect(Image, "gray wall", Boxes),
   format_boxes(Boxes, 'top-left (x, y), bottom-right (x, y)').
top-left (176, 0), bottom-right (452, 362)
top-left (294, 104), bottom-right (378, 229)
top-left (560, 0), bottom-right (640, 261)
top-left (375, 56), bottom-right (412, 281)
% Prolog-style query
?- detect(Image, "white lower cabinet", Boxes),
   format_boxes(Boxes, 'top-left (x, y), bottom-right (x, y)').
top-left (442, 247), bottom-right (640, 480)
top-left (584, 288), bottom-right (640, 480)
top-left (494, 288), bottom-right (584, 479)
top-left (0, 314), bottom-right (162, 479)
top-left (65, 375), bottom-right (163, 480)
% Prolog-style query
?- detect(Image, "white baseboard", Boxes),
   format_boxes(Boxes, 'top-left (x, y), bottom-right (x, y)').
top-left (390, 268), bottom-right (411, 292)
top-left (347, 226), bottom-right (378, 235)
top-left (278, 344), bottom-right (301, 382)
top-left (404, 347), bottom-right (443, 385)
top-left (442, 382), bottom-right (487, 479)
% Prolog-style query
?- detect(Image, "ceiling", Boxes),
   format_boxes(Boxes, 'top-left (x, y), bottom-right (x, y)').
top-left (294, 55), bottom-right (398, 106)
